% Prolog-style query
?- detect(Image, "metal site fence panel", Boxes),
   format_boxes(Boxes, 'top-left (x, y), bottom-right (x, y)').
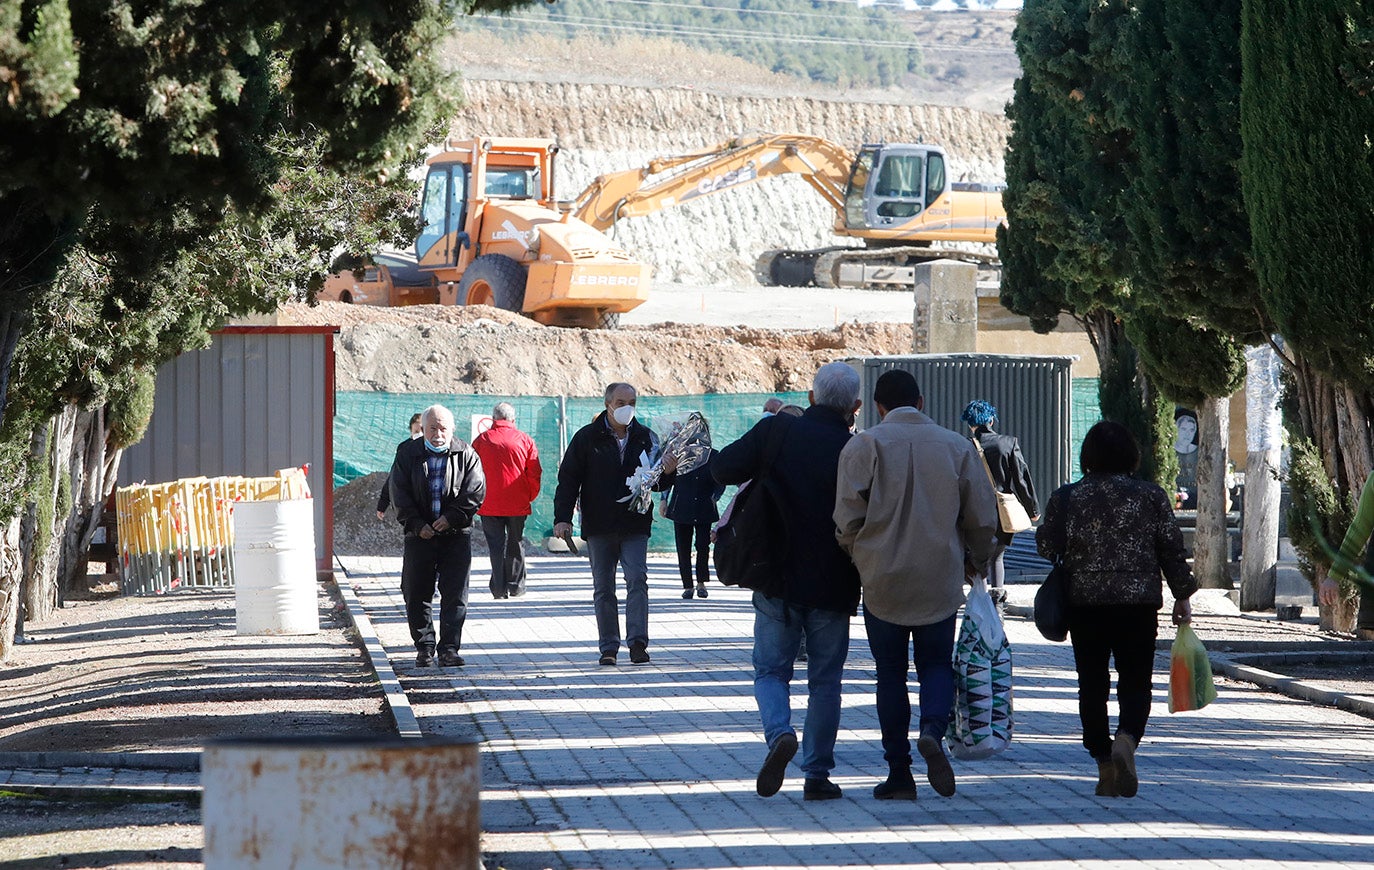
top-left (335, 382), bottom-right (1101, 552)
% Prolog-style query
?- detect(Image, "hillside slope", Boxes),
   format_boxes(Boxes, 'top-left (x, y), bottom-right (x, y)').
top-left (450, 79), bottom-right (1010, 283)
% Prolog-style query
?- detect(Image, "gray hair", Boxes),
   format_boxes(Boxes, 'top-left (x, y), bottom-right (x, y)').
top-left (492, 402), bottom-right (516, 421)
top-left (421, 404), bottom-right (454, 427)
top-left (812, 362), bottom-right (860, 414)
top-left (604, 382), bottom-right (636, 402)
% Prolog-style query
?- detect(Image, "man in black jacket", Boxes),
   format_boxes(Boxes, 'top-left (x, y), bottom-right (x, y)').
top-left (553, 383), bottom-right (659, 666)
top-left (712, 362), bottom-right (863, 802)
top-left (390, 404), bottom-right (486, 668)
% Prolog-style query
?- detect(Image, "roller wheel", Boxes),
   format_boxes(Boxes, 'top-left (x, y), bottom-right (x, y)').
top-left (458, 254), bottom-right (527, 312)
top-left (597, 310), bottom-right (621, 330)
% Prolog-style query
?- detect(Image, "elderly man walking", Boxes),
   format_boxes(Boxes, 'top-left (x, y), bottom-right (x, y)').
top-left (553, 383), bottom-right (660, 666)
top-left (712, 361), bottom-right (863, 801)
top-left (473, 403), bottom-right (542, 599)
top-left (834, 369), bottom-right (1000, 800)
top-left (390, 404), bottom-right (486, 668)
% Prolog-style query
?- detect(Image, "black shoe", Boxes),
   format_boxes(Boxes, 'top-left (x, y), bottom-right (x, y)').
top-left (629, 642), bottom-right (650, 664)
top-left (599, 652), bottom-right (617, 666)
top-left (438, 649), bottom-right (465, 667)
top-left (873, 772), bottom-right (919, 800)
top-left (508, 587), bottom-right (525, 598)
top-left (415, 647), bottom-right (436, 668)
top-left (756, 732), bottom-right (798, 797)
top-left (492, 594), bottom-right (509, 599)
top-left (803, 777), bottom-right (843, 801)
top-left (917, 735), bottom-right (956, 797)
top-left (696, 584), bottom-right (708, 599)
top-left (682, 588), bottom-right (694, 599)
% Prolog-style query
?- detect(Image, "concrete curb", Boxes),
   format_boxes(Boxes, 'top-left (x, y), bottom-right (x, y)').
top-left (1008, 590), bottom-right (1374, 721)
top-left (0, 751), bottom-right (199, 771)
top-left (1210, 653), bottom-right (1374, 720)
top-left (330, 566), bottom-right (423, 739)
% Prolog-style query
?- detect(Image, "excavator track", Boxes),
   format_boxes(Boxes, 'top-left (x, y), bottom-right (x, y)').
top-left (814, 246), bottom-right (1000, 289)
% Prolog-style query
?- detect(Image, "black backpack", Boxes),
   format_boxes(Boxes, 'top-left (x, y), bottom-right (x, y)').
top-left (713, 416), bottom-right (791, 597)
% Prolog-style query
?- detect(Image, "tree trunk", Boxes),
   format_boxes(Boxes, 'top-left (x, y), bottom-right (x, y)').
top-left (0, 516), bottom-right (23, 661)
top-left (1241, 345), bottom-right (1281, 611)
top-left (57, 406), bottom-right (121, 597)
top-left (4, 405), bottom-right (125, 657)
top-left (1194, 395), bottom-right (1231, 588)
top-left (18, 421), bottom-right (62, 626)
top-left (1288, 357), bottom-right (1374, 631)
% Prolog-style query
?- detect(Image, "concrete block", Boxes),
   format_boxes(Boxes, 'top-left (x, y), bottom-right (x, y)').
top-left (1274, 562), bottom-right (1314, 607)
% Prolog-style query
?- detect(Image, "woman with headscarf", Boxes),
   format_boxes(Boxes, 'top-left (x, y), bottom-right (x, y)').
top-left (960, 399), bottom-right (1039, 606)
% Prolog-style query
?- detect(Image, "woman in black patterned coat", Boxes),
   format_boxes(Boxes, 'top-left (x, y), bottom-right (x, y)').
top-left (1036, 421), bottom-right (1197, 799)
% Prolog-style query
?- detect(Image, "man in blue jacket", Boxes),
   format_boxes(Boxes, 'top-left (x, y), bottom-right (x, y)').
top-left (712, 362), bottom-right (863, 801)
top-left (554, 383), bottom-right (660, 666)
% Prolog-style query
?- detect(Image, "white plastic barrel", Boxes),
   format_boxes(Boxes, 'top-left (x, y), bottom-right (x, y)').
top-left (232, 498), bottom-right (319, 635)
top-left (202, 736), bottom-right (481, 870)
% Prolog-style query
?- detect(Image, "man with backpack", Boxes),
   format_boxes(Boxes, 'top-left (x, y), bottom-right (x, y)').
top-left (712, 362), bottom-right (862, 802)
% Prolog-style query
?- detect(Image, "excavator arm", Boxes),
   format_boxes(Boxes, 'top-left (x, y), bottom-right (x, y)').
top-left (571, 134), bottom-right (856, 231)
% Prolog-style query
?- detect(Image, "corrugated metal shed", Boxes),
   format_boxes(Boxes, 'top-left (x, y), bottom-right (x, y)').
top-left (119, 327), bottom-right (336, 567)
top-left (848, 353), bottom-right (1077, 514)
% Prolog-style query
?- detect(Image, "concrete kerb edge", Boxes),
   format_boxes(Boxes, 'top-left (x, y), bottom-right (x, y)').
top-left (0, 751), bottom-right (200, 772)
top-left (329, 563), bottom-right (424, 739)
top-left (1209, 653), bottom-right (1374, 720)
top-left (1008, 588), bottom-right (1374, 720)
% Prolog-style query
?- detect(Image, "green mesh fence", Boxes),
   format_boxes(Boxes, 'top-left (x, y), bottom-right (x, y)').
top-left (335, 391), bottom-right (807, 551)
top-left (336, 383), bottom-right (1100, 551)
top-left (1070, 377), bottom-right (1101, 475)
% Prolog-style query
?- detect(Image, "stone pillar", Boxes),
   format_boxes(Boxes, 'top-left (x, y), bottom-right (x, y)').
top-left (913, 260), bottom-right (978, 354)
top-left (1241, 345), bottom-right (1281, 611)
top-left (1194, 395), bottom-right (1232, 588)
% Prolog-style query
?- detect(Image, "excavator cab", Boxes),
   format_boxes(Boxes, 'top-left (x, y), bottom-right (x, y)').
top-left (843, 144), bottom-right (947, 231)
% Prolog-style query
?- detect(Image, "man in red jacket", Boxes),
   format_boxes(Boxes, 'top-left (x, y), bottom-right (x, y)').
top-left (472, 403), bottom-right (543, 599)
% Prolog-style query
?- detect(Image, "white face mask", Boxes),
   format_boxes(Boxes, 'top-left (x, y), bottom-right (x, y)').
top-left (611, 404), bottom-right (636, 426)
top-left (410, 432), bottom-right (424, 440)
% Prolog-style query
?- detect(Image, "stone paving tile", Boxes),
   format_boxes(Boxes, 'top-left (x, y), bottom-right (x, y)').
top-left (340, 554), bottom-right (1374, 870)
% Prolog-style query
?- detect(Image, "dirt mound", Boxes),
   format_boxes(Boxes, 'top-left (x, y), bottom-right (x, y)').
top-left (280, 302), bottom-right (913, 397)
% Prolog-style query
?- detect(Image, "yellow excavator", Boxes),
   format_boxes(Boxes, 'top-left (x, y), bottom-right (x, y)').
top-left (412, 137), bottom-right (650, 328)
top-left (569, 134), bottom-right (1005, 288)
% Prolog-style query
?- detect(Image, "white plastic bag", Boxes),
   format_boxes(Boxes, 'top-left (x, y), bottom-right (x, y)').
top-left (946, 577), bottom-right (1013, 760)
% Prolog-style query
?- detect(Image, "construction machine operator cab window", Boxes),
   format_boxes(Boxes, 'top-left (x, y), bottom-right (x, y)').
top-left (874, 153), bottom-right (924, 218)
top-left (417, 165), bottom-right (470, 263)
top-left (485, 168), bottom-right (536, 198)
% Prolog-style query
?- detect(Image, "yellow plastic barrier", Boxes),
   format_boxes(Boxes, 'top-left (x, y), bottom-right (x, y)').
top-left (116, 466), bottom-right (312, 595)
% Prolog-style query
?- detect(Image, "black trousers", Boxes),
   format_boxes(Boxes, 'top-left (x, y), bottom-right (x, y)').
top-left (673, 520), bottom-right (712, 588)
top-left (401, 532), bottom-right (472, 652)
top-left (1068, 604), bottom-right (1159, 759)
top-left (481, 515), bottom-right (527, 597)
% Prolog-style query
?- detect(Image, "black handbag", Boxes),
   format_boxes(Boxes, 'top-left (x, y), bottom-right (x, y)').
top-left (713, 416), bottom-right (791, 595)
top-left (1034, 559), bottom-right (1070, 642)
top-left (1033, 484), bottom-right (1074, 642)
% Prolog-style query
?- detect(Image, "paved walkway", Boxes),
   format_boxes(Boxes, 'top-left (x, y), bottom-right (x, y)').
top-left (340, 554), bottom-right (1374, 870)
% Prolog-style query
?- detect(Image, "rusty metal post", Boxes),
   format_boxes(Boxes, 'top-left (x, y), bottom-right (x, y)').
top-left (202, 736), bottom-right (481, 870)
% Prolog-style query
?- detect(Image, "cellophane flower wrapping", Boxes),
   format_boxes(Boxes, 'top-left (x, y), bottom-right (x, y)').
top-left (619, 412), bottom-right (711, 514)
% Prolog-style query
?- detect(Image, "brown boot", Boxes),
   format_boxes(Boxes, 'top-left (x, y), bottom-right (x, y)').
top-left (1111, 733), bottom-right (1138, 798)
top-left (1095, 759), bottom-right (1118, 797)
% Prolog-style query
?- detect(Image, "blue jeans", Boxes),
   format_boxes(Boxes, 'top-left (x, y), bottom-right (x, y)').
top-left (752, 592), bottom-right (851, 779)
top-left (863, 606), bottom-right (957, 769)
top-left (586, 533), bottom-right (649, 655)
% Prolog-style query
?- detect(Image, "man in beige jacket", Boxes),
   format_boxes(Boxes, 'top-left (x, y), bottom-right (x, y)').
top-left (834, 369), bottom-right (1000, 801)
